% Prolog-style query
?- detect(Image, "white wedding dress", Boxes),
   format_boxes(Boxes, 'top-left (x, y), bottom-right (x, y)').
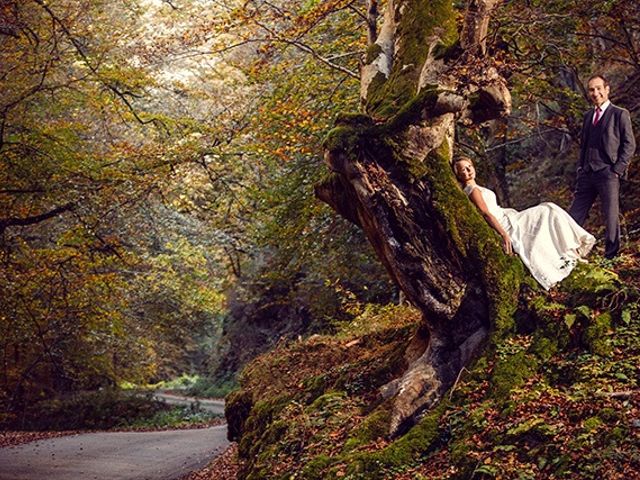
top-left (464, 184), bottom-right (596, 290)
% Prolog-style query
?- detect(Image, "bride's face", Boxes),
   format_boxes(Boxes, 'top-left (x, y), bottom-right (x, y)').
top-left (455, 160), bottom-right (475, 184)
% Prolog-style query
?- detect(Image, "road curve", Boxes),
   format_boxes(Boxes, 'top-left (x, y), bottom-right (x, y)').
top-left (152, 392), bottom-right (226, 415)
top-left (0, 425), bottom-right (229, 480)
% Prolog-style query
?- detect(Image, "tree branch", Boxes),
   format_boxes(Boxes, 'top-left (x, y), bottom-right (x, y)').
top-left (162, 0), bottom-right (179, 9)
top-left (0, 188), bottom-right (47, 194)
top-left (0, 202), bottom-right (75, 234)
top-left (253, 19), bottom-right (358, 78)
top-left (30, 0), bottom-right (159, 127)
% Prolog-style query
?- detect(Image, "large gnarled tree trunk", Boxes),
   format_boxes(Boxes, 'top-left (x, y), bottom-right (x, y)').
top-left (315, 0), bottom-right (523, 435)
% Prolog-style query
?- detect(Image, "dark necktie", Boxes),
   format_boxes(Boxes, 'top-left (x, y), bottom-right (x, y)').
top-left (593, 107), bottom-right (601, 125)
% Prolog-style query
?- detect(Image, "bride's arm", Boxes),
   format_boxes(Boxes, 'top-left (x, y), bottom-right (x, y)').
top-left (468, 188), bottom-right (513, 255)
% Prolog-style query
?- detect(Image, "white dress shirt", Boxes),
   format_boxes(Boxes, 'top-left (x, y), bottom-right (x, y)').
top-left (593, 100), bottom-right (610, 124)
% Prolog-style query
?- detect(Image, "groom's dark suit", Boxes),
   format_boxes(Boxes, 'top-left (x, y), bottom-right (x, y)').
top-left (569, 102), bottom-right (635, 258)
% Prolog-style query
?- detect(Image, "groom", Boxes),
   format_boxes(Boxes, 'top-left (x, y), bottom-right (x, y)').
top-left (569, 74), bottom-right (636, 259)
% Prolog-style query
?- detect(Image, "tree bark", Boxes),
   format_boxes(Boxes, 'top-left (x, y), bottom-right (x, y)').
top-left (316, 0), bottom-right (521, 435)
top-left (366, 0), bottom-right (378, 46)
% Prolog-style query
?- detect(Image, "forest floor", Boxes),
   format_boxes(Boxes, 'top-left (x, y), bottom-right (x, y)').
top-left (216, 227), bottom-right (640, 479)
top-left (180, 443), bottom-right (241, 480)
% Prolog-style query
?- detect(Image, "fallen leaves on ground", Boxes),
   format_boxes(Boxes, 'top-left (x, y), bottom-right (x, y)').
top-left (180, 443), bottom-right (241, 480)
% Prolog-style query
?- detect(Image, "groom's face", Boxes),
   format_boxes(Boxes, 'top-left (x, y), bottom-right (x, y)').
top-left (587, 77), bottom-right (610, 107)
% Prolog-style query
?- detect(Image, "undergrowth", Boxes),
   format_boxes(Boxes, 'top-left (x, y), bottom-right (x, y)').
top-left (4, 389), bottom-right (221, 431)
top-left (227, 251), bottom-right (640, 480)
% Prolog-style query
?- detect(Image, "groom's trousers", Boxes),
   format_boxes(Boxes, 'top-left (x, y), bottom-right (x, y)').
top-left (569, 167), bottom-right (620, 259)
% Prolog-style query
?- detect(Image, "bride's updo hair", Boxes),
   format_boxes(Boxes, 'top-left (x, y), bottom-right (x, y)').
top-left (453, 156), bottom-right (473, 167)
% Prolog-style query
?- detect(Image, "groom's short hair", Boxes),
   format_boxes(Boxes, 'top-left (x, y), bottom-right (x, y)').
top-left (588, 74), bottom-right (610, 87)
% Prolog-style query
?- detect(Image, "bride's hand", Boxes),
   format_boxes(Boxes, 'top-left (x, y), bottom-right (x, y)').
top-left (502, 234), bottom-right (513, 255)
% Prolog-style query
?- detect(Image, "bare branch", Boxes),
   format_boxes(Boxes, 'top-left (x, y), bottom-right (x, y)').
top-left (485, 128), bottom-right (563, 152)
top-left (0, 202), bottom-right (75, 234)
top-left (347, 4), bottom-right (367, 22)
top-left (253, 19), bottom-right (358, 78)
top-left (0, 188), bottom-right (47, 194)
top-left (162, 0), bottom-right (179, 9)
top-left (284, 39), bottom-right (359, 78)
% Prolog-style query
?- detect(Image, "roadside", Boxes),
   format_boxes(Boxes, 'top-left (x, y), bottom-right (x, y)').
top-left (180, 443), bottom-right (241, 480)
top-left (1, 390), bottom-right (227, 449)
top-left (152, 391), bottom-right (225, 415)
top-left (0, 430), bottom-right (84, 449)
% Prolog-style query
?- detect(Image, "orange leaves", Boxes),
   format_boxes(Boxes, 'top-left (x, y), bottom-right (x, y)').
top-left (251, 99), bottom-right (328, 163)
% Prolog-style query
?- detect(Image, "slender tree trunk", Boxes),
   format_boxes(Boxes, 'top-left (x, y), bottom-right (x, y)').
top-left (316, 0), bottom-right (523, 434)
top-left (366, 0), bottom-right (378, 46)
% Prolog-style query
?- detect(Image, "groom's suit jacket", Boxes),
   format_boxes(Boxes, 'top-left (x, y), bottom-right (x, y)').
top-left (579, 103), bottom-right (636, 178)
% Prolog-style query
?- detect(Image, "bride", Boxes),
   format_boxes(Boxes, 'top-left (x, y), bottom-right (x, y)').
top-left (454, 157), bottom-right (596, 290)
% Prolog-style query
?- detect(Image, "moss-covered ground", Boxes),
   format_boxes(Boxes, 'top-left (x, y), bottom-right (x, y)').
top-left (227, 244), bottom-right (640, 479)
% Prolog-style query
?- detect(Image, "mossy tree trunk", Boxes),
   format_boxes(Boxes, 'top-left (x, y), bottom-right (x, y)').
top-left (315, 0), bottom-right (523, 435)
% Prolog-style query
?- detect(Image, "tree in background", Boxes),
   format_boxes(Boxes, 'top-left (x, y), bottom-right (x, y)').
top-left (0, 0), bottom-right (234, 416)
top-left (0, 0), bottom-right (396, 417)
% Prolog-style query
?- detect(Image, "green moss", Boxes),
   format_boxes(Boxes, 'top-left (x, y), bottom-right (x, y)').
top-left (487, 259), bottom-right (523, 338)
top-left (302, 373), bottom-right (331, 402)
top-left (530, 336), bottom-right (558, 362)
top-left (337, 401), bottom-right (447, 479)
top-left (518, 293), bottom-right (573, 367)
top-left (262, 418), bottom-right (290, 445)
top-left (237, 394), bottom-right (291, 459)
top-left (321, 112), bottom-right (380, 164)
top-left (490, 351), bottom-right (538, 400)
top-left (299, 455), bottom-right (333, 480)
top-left (449, 436), bottom-right (473, 464)
top-left (338, 335), bottom-right (410, 395)
top-left (334, 112), bottom-right (374, 127)
top-left (365, 0), bottom-right (458, 118)
top-left (431, 40), bottom-right (462, 61)
top-left (322, 125), bottom-right (361, 158)
top-left (343, 403), bottom-right (392, 452)
top-left (505, 416), bottom-right (557, 441)
top-left (598, 408), bottom-right (618, 422)
top-left (365, 43), bottom-right (384, 64)
top-left (582, 312), bottom-right (612, 356)
top-left (606, 426), bottom-right (626, 442)
top-left (225, 388), bottom-right (253, 441)
top-left (309, 390), bottom-right (347, 411)
top-left (364, 71), bottom-right (390, 114)
top-left (583, 416), bottom-right (603, 431)
top-left (384, 86), bottom-right (440, 134)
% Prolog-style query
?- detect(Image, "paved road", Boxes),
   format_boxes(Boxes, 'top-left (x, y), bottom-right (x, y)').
top-left (152, 392), bottom-right (225, 416)
top-left (0, 425), bottom-right (229, 480)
